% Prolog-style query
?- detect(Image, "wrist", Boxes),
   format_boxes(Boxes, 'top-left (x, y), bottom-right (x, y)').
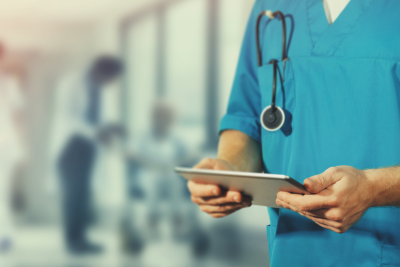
top-left (363, 168), bottom-right (383, 207)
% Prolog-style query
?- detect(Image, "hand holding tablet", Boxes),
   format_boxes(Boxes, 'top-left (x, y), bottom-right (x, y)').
top-left (184, 158), bottom-right (253, 218)
top-left (177, 163), bottom-right (308, 209)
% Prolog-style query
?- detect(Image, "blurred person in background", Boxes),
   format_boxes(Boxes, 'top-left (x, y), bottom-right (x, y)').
top-left (51, 55), bottom-right (123, 254)
top-left (124, 101), bottom-right (209, 257)
top-left (0, 43), bottom-right (26, 252)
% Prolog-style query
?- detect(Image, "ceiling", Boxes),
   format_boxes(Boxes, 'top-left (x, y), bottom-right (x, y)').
top-left (0, 0), bottom-right (161, 24)
top-left (0, 0), bottom-right (166, 54)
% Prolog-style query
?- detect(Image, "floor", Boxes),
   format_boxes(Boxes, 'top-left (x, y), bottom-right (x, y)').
top-left (0, 221), bottom-right (269, 267)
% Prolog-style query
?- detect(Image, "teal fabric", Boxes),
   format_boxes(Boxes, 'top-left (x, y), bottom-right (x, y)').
top-left (382, 244), bottom-right (400, 266)
top-left (220, 0), bottom-right (400, 266)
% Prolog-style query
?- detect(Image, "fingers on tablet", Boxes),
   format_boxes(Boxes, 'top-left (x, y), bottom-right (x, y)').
top-left (187, 180), bottom-right (221, 197)
top-left (199, 204), bottom-right (247, 214)
top-left (191, 193), bottom-right (252, 206)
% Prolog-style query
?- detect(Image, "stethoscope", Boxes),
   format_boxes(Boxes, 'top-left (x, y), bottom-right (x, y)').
top-left (257, 10), bottom-right (289, 132)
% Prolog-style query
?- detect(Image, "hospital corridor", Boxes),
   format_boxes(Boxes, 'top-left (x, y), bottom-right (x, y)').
top-left (0, 0), bottom-right (270, 266)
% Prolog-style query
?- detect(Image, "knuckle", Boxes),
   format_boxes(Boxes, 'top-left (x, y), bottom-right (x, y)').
top-left (214, 161), bottom-right (225, 170)
top-left (331, 216), bottom-right (342, 222)
top-left (304, 178), bottom-right (312, 186)
top-left (312, 175), bottom-right (324, 189)
top-left (326, 167), bottom-right (342, 177)
top-left (203, 158), bottom-right (214, 165)
top-left (225, 196), bottom-right (235, 204)
top-left (224, 205), bottom-right (233, 212)
top-left (193, 196), bottom-right (204, 205)
top-left (328, 166), bottom-right (345, 177)
top-left (328, 211), bottom-right (343, 222)
top-left (208, 188), bottom-right (216, 196)
top-left (187, 181), bottom-right (200, 194)
top-left (215, 205), bottom-right (225, 212)
top-left (214, 198), bottom-right (224, 205)
top-left (327, 167), bottom-right (338, 174)
top-left (222, 205), bottom-right (235, 212)
top-left (298, 203), bottom-right (308, 211)
top-left (328, 196), bottom-right (341, 207)
top-left (336, 222), bottom-right (344, 229)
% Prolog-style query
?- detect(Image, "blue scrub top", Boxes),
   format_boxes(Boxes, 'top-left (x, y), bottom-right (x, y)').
top-left (220, 0), bottom-right (400, 266)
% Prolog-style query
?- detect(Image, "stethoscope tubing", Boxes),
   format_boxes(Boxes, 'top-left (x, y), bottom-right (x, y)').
top-left (256, 10), bottom-right (287, 67)
top-left (257, 10), bottom-right (289, 132)
top-left (270, 59), bottom-right (278, 110)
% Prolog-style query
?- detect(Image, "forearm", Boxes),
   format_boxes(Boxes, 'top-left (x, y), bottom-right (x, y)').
top-left (217, 130), bottom-right (262, 173)
top-left (366, 167), bottom-right (400, 207)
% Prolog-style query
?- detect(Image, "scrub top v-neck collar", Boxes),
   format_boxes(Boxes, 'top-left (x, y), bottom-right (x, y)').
top-left (307, 0), bottom-right (376, 57)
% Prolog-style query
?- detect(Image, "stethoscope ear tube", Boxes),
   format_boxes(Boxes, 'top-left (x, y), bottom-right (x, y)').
top-left (256, 10), bottom-right (288, 66)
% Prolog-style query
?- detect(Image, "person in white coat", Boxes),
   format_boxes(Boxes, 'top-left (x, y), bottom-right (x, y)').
top-left (0, 60), bottom-right (25, 252)
top-left (50, 56), bottom-right (123, 254)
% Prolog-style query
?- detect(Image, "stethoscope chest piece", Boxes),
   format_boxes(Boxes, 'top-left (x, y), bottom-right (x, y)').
top-left (261, 105), bottom-right (285, 131)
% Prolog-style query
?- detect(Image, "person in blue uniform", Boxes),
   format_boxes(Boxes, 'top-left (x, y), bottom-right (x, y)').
top-left (187, 0), bottom-right (400, 266)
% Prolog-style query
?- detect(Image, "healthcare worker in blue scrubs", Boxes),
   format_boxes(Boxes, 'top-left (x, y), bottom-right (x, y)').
top-left (187, 0), bottom-right (400, 266)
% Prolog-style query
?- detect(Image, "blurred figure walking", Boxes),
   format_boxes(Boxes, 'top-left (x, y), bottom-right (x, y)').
top-left (51, 56), bottom-right (123, 254)
top-left (0, 44), bottom-right (26, 252)
top-left (125, 101), bottom-right (209, 257)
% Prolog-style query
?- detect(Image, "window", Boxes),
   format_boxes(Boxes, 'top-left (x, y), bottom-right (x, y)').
top-left (164, 0), bottom-right (207, 147)
top-left (125, 14), bottom-right (157, 135)
top-left (218, 0), bottom-right (255, 120)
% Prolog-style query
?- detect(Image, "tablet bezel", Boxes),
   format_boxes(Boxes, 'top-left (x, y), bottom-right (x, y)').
top-left (175, 167), bottom-right (307, 192)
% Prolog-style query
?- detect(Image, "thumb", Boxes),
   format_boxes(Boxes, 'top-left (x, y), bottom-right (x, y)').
top-left (304, 168), bottom-right (340, 194)
top-left (194, 158), bottom-right (217, 170)
top-left (194, 158), bottom-right (235, 171)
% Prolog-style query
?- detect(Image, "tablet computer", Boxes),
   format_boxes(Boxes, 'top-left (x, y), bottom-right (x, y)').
top-left (175, 167), bottom-right (309, 208)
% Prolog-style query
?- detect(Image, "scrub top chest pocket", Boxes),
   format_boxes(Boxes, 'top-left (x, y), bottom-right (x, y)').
top-left (258, 60), bottom-right (296, 136)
